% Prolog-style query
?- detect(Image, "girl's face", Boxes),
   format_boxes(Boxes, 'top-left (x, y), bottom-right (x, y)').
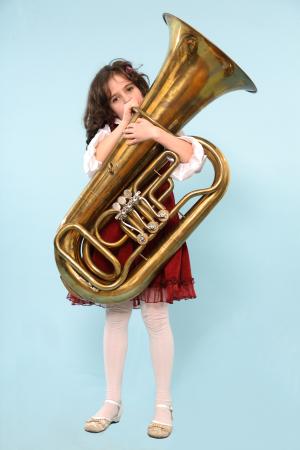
top-left (106, 73), bottom-right (144, 120)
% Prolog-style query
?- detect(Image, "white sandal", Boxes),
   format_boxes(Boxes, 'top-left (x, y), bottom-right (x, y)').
top-left (84, 399), bottom-right (122, 433)
top-left (147, 403), bottom-right (173, 439)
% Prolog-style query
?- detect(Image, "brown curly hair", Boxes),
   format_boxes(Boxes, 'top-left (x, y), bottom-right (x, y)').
top-left (83, 59), bottom-right (150, 145)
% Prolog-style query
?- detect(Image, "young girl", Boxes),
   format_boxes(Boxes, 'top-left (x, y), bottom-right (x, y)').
top-left (67, 59), bottom-right (206, 439)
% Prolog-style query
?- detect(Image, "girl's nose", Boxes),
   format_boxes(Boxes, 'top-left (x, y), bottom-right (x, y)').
top-left (124, 94), bottom-right (132, 103)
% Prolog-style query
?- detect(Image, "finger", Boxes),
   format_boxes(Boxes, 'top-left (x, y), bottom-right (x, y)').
top-left (124, 134), bottom-right (134, 140)
top-left (123, 128), bottom-right (132, 133)
top-left (126, 139), bottom-right (137, 145)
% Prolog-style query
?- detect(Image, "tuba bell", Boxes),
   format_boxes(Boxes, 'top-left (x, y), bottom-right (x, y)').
top-left (54, 13), bottom-right (257, 304)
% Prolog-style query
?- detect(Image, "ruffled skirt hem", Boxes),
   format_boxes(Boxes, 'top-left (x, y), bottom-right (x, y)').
top-left (66, 278), bottom-right (197, 309)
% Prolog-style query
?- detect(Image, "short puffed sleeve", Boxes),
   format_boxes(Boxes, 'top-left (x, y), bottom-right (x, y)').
top-left (83, 124), bottom-right (111, 178)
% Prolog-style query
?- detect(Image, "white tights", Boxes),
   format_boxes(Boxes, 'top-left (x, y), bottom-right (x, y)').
top-left (93, 299), bottom-right (174, 425)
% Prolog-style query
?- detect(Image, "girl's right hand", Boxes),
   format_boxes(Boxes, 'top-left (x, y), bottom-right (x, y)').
top-left (121, 99), bottom-right (139, 126)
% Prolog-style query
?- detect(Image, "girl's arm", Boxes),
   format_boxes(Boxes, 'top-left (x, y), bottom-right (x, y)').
top-left (124, 118), bottom-right (194, 163)
top-left (95, 124), bottom-right (122, 162)
top-left (94, 120), bottom-right (127, 162)
top-left (151, 127), bottom-right (193, 163)
top-left (95, 99), bottom-right (139, 162)
top-left (124, 118), bottom-right (206, 181)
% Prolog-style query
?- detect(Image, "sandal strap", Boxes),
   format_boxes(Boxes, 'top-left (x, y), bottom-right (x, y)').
top-left (88, 416), bottom-right (110, 422)
top-left (156, 403), bottom-right (173, 411)
top-left (151, 420), bottom-right (172, 427)
top-left (105, 399), bottom-right (121, 407)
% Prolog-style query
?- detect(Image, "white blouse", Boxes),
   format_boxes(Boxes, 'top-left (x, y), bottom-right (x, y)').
top-left (83, 118), bottom-right (207, 181)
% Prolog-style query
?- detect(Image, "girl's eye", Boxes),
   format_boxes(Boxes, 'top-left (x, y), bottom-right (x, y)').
top-left (112, 97), bottom-right (118, 103)
top-left (127, 85), bottom-right (134, 91)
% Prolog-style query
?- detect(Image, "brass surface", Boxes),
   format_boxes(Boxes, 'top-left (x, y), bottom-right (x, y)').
top-left (54, 13), bottom-right (256, 304)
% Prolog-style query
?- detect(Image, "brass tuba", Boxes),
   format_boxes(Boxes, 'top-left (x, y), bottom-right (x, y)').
top-left (54, 13), bottom-right (257, 304)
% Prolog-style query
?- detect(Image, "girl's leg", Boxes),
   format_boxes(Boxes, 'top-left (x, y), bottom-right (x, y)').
top-left (141, 301), bottom-right (174, 425)
top-left (93, 299), bottom-right (133, 419)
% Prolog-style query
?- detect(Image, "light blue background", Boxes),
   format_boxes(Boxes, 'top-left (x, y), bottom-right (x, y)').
top-left (1, 0), bottom-right (299, 449)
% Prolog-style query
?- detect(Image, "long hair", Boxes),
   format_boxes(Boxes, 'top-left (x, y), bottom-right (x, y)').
top-left (83, 59), bottom-right (150, 145)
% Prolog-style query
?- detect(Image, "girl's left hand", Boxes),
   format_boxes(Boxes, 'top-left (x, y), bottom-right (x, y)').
top-left (123, 118), bottom-right (158, 145)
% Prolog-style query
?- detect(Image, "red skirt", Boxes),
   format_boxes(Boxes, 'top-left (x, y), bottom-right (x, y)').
top-left (67, 180), bottom-right (197, 309)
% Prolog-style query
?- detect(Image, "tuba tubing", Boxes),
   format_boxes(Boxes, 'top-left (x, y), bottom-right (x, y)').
top-left (54, 13), bottom-right (256, 304)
